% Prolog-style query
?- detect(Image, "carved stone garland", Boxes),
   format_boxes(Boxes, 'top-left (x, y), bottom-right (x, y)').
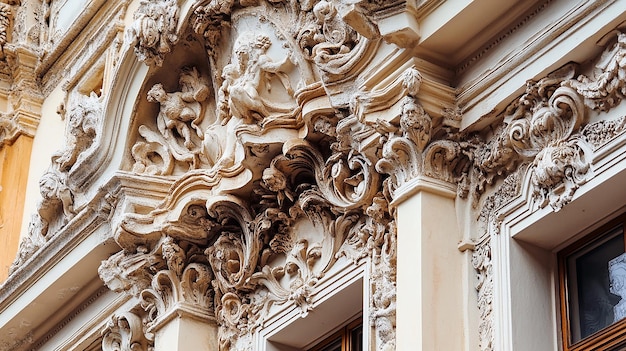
top-left (470, 31), bottom-right (626, 351)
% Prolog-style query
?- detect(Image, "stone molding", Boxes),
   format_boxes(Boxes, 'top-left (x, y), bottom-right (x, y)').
top-left (469, 30), bottom-right (626, 351)
top-left (99, 4), bottom-right (626, 351)
top-left (7, 1), bottom-right (626, 351)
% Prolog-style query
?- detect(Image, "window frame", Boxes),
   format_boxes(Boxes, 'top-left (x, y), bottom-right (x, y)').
top-left (307, 319), bottom-right (363, 351)
top-left (558, 212), bottom-right (626, 351)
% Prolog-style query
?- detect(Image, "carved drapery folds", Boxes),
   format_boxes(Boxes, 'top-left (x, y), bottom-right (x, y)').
top-left (127, 0), bottom-right (179, 67)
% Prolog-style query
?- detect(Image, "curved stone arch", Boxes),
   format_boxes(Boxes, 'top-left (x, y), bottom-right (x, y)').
top-left (66, 47), bottom-right (149, 198)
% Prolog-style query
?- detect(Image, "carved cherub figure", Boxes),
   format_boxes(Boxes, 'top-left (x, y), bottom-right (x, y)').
top-left (147, 68), bottom-right (209, 149)
top-left (218, 32), bottom-right (294, 124)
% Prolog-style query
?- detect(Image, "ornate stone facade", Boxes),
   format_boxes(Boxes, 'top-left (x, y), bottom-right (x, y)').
top-left (2, 1), bottom-right (626, 351)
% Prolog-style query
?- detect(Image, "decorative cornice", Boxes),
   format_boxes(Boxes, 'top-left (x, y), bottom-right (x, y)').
top-left (456, 0), bottom-right (554, 76)
top-left (32, 285), bottom-right (110, 350)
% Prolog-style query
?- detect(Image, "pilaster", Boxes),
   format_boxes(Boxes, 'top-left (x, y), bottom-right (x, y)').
top-left (393, 176), bottom-right (466, 351)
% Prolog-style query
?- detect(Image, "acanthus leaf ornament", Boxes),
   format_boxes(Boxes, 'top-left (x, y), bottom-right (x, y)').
top-left (374, 67), bottom-right (471, 199)
top-left (102, 311), bottom-right (154, 351)
top-left (470, 31), bottom-right (626, 351)
top-left (473, 63), bottom-right (590, 211)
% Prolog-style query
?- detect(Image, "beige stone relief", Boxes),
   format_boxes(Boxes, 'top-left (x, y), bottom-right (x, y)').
top-left (127, 0), bottom-right (179, 67)
top-left (471, 31), bottom-right (626, 351)
top-left (101, 1), bottom-right (415, 350)
top-left (8, 0), bottom-right (623, 350)
top-left (10, 92), bottom-right (102, 274)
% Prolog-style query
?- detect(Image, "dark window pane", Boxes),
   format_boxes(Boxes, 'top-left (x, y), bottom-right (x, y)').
top-left (318, 337), bottom-right (342, 351)
top-left (567, 227), bottom-right (624, 343)
top-left (350, 324), bottom-right (363, 351)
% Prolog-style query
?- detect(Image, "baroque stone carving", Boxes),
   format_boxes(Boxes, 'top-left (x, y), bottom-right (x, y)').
top-left (0, 112), bottom-right (21, 148)
top-left (127, 0), bottom-right (179, 67)
top-left (105, 3), bottom-right (455, 350)
top-left (9, 93), bottom-right (102, 273)
top-left (369, 204), bottom-right (396, 351)
top-left (105, 113), bottom-right (397, 351)
top-left (375, 67), bottom-right (471, 198)
top-left (54, 92), bottom-right (102, 172)
top-left (581, 116), bottom-right (626, 151)
top-left (473, 64), bottom-right (589, 211)
top-left (132, 67), bottom-right (210, 175)
top-left (0, 3), bottom-right (11, 58)
top-left (564, 32), bottom-right (626, 112)
top-left (102, 311), bottom-right (154, 351)
top-left (218, 32), bottom-right (295, 125)
top-left (472, 235), bottom-right (494, 351)
top-left (471, 30), bottom-right (626, 351)
top-left (295, 0), bottom-right (363, 81)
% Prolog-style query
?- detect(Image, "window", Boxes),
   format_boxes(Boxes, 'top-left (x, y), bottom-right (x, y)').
top-left (559, 212), bottom-right (626, 350)
top-left (308, 320), bottom-right (362, 351)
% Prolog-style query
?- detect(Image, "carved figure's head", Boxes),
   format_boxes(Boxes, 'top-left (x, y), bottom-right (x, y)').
top-left (147, 83), bottom-right (166, 103)
top-left (39, 171), bottom-right (62, 199)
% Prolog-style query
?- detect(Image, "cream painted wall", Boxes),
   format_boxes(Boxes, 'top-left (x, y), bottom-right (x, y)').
top-left (19, 85), bottom-right (66, 240)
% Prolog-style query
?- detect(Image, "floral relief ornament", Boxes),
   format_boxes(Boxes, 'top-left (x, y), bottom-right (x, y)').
top-left (471, 30), bottom-right (626, 351)
top-left (127, 0), bottom-right (179, 67)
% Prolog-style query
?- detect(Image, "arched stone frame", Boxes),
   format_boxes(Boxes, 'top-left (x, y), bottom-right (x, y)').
top-left (93, 1), bottom-right (415, 350)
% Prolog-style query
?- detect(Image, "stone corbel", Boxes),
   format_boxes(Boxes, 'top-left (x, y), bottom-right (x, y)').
top-left (99, 235), bottom-right (217, 349)
top-left (372, 67), bottom-right (469, 202)
top-left (336, 0), bottom-right (421, 48)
